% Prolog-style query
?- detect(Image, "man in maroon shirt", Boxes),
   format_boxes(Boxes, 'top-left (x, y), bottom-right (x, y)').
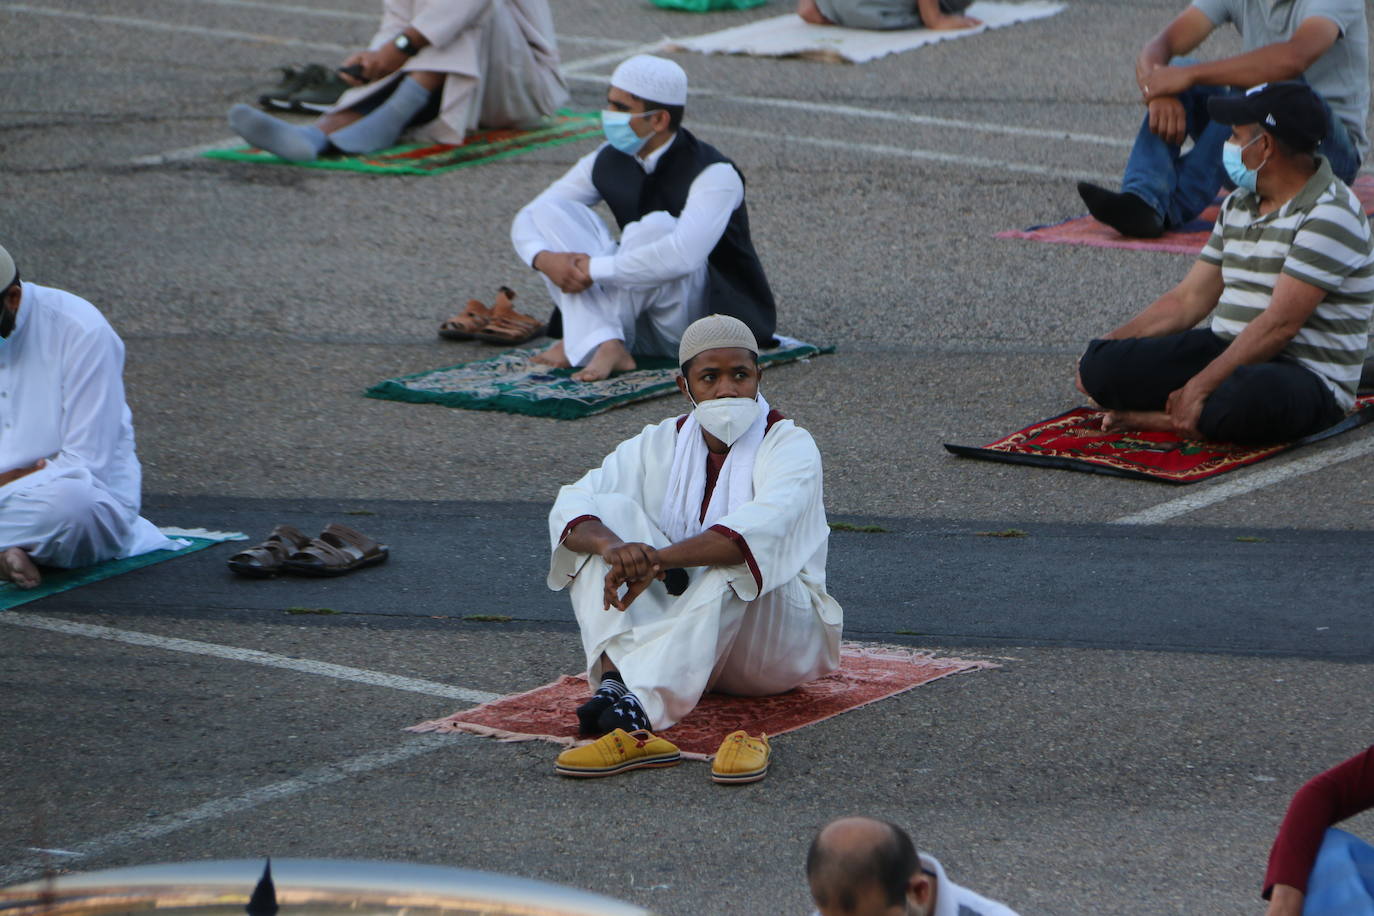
top-left (1264, 745), bottom-right (1374, 915)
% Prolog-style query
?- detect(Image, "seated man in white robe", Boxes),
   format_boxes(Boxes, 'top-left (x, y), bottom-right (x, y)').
top-left (511, 55), bottom-right (778, 383)
top-left (227, 0), bottom-right (568, 162)
top-left (0, 244), bottom-right (175, 589)
top-left (547, 314), bottom-right (842, 734)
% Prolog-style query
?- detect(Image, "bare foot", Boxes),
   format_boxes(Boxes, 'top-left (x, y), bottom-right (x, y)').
top-left (797, 0), bottom-right (835, 24)
top-left (0, 547), bottom-right (41, 589)
top-left (572, 339), bottom-right (636, 382)
top-left (531, 340), bottom-right (571, 368)
top-left (1101, 409), bottom-right (1174, 433)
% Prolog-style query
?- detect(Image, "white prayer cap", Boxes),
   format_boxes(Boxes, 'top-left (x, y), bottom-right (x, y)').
top-left (611, 54), bottom-right (688, 107)
top-left (679, 314), bottom-right (758, 366)
top-left (0, 244), bottom-right (13, 288)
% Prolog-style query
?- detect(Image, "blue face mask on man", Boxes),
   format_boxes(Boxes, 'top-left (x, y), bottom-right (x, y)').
top-left (1222, 133), bottom-right (1269, 192)
top-left (600, 109), bottom-right (656, 156)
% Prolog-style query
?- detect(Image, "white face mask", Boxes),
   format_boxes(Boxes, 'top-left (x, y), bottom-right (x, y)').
top-left (692, 396), bottom-right (762, 446)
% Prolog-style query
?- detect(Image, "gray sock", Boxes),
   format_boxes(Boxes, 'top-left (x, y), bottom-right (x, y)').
top-left (328, 76), bottom-right (432, 154)
top-left (228, 104), bottom-right (328, 162)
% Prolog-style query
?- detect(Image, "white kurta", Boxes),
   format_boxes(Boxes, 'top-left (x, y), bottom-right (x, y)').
top-left (548, 414), bottom-right (842, 730)
top-left (329, 0), bottom-right (569, 145)
top-left (510, 135), bottom-right (745, 365)
top-left (0, 283), bottom-right (173, 567)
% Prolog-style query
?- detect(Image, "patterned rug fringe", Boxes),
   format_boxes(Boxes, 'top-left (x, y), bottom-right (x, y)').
top-left (407, 644), bottom-right (999, 760)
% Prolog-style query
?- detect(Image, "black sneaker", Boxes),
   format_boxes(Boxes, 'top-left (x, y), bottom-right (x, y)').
top-left (258, 64), bottom-right (309, 111)
top-left (1077, 182), bottom-right (1166, 238)
top-left (288, 64), bottom-right (350, 113)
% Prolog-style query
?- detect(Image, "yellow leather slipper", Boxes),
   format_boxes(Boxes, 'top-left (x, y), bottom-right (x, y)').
top-left (555, 728), bottom-right (681, 778)
top-left (710, 730), bottom-right (770, 784)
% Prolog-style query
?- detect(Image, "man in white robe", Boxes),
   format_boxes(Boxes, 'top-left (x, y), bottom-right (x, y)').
top-left (0, 244), bottom-right (175, 589)
top-left (547, 314), bottom-right (841, 734)
top-left (227, 0), bottom-right (568, 162)
top-left (511, 55), bottom-right (778, 383)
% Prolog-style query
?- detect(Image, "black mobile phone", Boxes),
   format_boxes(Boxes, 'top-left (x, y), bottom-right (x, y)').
top-left (338, 64), bottom-right (366, 81)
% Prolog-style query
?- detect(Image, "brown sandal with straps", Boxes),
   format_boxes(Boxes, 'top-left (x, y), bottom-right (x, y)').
top-left (438, 298), bottom-right (494, 340)
top-left (474, 286), bottom-right (547, 346)
top-left (282, 523), bottom-right (389, 577)
top-left (227, 524), bottom-right (311, 578)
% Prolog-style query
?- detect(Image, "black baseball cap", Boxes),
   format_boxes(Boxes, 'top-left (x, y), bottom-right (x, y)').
top-left (1208, 81), bottom-right (1327, 152)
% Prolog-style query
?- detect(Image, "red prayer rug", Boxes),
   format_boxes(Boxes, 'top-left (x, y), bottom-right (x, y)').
top-left (945, 394), bottom-right (1374, 484)
top-left (407, 644), bottom-right (998, 760)
top-left (996, 175), bottom-right (1374, 254)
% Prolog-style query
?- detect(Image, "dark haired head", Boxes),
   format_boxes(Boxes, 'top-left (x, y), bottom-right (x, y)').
top-left (633, 94), bottom-right (684, 131)
top-left (807, 817), bottom-right (919, 912)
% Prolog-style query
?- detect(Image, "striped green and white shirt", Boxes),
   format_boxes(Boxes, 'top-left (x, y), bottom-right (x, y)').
top-left (1201, 157), bottom-right (1374, 410)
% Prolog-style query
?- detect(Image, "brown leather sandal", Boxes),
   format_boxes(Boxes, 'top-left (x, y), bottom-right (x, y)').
top-left (282, 523), bottom-right (389, 577)
top-left (474, 286), bottom-right (547, 346)
top-left (438, 299), bottom-right (493, 340)
top-left (227, 524), bottom-right (311, 578)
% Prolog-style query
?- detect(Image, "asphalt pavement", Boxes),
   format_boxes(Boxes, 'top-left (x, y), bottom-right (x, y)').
top-left (3, 0), bottom-right (1374, 912)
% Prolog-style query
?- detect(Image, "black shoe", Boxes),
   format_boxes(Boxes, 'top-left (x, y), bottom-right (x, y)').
top-left (289, 64), bottom-right (350, 113)
top-left (1077, 182), bottom-right (1165, 238)
top-left (258, 64), bottom-right (308, 111)
top-left (597, 695), bottom-right (651, 734)
top-left (576, 693), bottom-right (615, 735)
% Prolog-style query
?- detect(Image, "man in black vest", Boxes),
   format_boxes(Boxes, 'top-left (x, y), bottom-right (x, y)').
top-left (510, 54), bottom-right (777, 382)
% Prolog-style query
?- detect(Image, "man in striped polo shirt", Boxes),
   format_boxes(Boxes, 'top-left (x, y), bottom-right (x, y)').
top-left (1077, 82), bottom-right (1374, 445)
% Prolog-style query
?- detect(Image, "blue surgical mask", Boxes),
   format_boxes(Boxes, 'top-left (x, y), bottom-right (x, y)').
top-left (601, 109), bottom-right (653, 156)
top-left (1222, 134), bottom-right (1268, 192)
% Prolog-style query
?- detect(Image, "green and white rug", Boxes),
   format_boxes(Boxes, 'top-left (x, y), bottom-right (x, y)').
top-left (365, 336), bottom-right (832, 419)
top-left (202, 110), bottom-right (600, 176)
top-left (0, 528), bottom-right (246, 611)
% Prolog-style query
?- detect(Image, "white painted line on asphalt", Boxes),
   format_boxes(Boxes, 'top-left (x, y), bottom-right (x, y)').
top-left (563, 43), bottom-right (669, 74)
top-left (697, 122), bottom-right (1119, 182)
top-left (0, 734), bottom-right (456, 887)
top-left (0, 614), bottom-right (502, 705)
top-left (566, 71), bottom-right (1134, 149)
top-left (131, 138), bottom-right (244, 166)
top-left (1110, 433), bottom-right (1374, 525)
top-left (158, 0), bottom-right (375, 21)
top-left (3, 4), bottom-right (352, 52)
top-left (151, 0), bottom-right (638, 46)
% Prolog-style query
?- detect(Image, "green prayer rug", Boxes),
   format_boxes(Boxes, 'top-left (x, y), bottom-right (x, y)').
top-left (201, 110), bottom-right (601, 175)
top-left (365, 336), bottom-right (833, 419)
top-left (0, 528), bottom-right (246, 611)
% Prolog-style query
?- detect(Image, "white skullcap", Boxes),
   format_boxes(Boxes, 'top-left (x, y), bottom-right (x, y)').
top-left (679, 314), bottom-right (758, 366)
top-left (611, 54), bottom-right (688, 107)
top-left (0, 244), bottom-right (13, 288)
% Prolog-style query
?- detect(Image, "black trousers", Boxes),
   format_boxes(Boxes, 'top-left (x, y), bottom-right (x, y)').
top-left (1078, 329), bottom-right (1345, 445)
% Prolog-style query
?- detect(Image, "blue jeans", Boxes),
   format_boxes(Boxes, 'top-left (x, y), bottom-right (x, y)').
top-left (1120, 78), bottom-right (1361, 228)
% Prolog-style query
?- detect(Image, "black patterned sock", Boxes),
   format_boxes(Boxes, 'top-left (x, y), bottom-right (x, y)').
top-left (596, 692), bottom-right (651, 734)
top-left (576, 672), bottom-right (628, 734)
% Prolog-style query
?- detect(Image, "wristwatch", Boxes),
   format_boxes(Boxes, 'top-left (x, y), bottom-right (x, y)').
top-left (392, 33), bottom-right (420, 56)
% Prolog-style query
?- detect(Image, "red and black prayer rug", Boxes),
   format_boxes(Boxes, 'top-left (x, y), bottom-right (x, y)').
top-left (407, 644), bottom-right (997, 760)
top-left (945, 394), bottom-right (1374, 484)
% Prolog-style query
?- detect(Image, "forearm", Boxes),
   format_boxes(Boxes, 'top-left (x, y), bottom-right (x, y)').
top-left (562, 519), bottom-right (622, 556)
top-left (1106, 294), bottom-right (1210, 340)
top-left (1175, 43), bottom-right (1307, 92)
top-left (915, 0), bottom-right (942, 23)
top-left (1264, 884), bottom-right (1303, 916)
top-left (657, 529), bottom-right (744, 569)
top-left (1136, 33), bottom-right (1174, 86)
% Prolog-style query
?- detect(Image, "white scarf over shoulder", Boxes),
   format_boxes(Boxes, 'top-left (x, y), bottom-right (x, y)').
top-left (658, 394), bottom-right (770, 545)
